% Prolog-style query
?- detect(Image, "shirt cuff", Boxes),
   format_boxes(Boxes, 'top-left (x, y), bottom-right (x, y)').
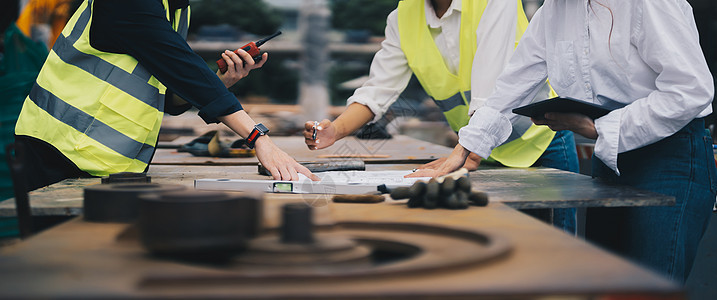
top-left (594, 109), bottom-right (622, 175)
top-left (347, 96), bottom-right (387, 124)
top-left (457, 106), bottom-right (513, 159)
top-left (197, 94), bottom-right (243, 124)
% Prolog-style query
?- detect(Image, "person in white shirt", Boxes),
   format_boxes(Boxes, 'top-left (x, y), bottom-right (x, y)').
top-left (303, 0), bottom-right (580, 232)
top-left (413, 0), bottom-right (715, 282)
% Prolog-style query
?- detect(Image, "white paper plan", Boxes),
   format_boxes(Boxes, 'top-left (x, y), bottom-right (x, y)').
top-left (194, 170), bottom-right (432, 194)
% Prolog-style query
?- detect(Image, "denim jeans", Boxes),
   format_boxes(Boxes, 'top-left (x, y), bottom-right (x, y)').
top-left (587, 118), bottom-right (716, 283)
top-left (524, 130), bottom-right (580, 233)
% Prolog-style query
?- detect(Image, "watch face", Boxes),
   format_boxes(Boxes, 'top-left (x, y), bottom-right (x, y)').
top-left (256, 123), bottom-right (269, 134)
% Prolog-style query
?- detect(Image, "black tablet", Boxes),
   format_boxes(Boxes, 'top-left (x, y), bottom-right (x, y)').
top-left (512, 97), bottom-right (611, 120)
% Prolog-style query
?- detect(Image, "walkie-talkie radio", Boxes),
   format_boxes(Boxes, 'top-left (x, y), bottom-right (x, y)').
top-left (216, 31), bottom-right (282, 73)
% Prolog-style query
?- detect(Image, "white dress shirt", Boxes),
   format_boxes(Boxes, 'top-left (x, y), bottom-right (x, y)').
top-left (347, 0), bottom-right (519, 123)
top-left (458, 0), bottom-right (714, 174)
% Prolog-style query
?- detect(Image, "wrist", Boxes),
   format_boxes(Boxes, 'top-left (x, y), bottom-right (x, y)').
top-left (245, 123), bottom-right (270, 149)
top-left (332, 120), bottom-right (347, 140)
top-left (254, 135), bottom-right (271, 149)
top-left (454, 144), bottom-right (471, 160)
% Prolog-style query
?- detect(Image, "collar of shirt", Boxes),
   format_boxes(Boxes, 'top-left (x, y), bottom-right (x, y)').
top-left (425, 0), bottom-right (462, 28)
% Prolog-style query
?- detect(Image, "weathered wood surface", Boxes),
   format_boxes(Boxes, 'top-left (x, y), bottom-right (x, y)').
top-left (0, 165), bottom-right (674, 217)
top-left (471, 167), bottom-right (675, 209)
top-left (152, 135), bottom-right (451, 165)
top-left (0, 197), bottom-right (680, 298)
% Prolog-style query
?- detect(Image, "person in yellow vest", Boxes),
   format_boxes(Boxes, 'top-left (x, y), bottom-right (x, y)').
top-left (13, 0), bottom-right (318, 192)
top-left (303, 0), bottom-right (578, 230)
top-left (408, 0), bottom-right (714, 283)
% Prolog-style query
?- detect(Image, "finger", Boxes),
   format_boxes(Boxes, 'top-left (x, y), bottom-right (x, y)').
top-left (305, 138), bottom-right (317, 147)
top-left (532, 118), bottom-right (549, 126)
top-left (235, 49), bottom-right (255, 68)
top-left (299, 167), bottom-right (320, 181)
top-left (226, 49), bottom-right (242, 64)
top-left (278, 166), bottom-right (291, 181)
top-left (288, 166), bottom-right (299, 181)
top-left (268, 166), bottom-right (281, 180)
top-left (254, 53), bottom-right (268, 69)
top-left (222, 52), bottom-right (236, 73)
top-left (305, 121), bottom-right (317, 131)
top-left (405, 169), bottom-right (440, 178)
top-left (304, 130), bottom-right (315, 140)
top-left (224, 53), bottom-right (243, 76)
top-left (319, 119), bottom-right (331, 129)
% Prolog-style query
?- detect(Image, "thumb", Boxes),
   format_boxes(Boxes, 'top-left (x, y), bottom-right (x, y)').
top-left (319, 119), bottom-right (332, 130)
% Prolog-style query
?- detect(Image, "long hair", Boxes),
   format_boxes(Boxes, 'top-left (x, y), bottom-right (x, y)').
top-left (588, 0), bottom-right (615, 47)
top-left (588, 0), bottom-right (622, 70)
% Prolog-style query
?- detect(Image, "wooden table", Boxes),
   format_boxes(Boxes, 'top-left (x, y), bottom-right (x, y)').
top-left (0, 195), bottom-right (681, 298)
top-left (152, 135), bottom-right (452, 165)
top-left (0, 165), bottom-right (674, 217)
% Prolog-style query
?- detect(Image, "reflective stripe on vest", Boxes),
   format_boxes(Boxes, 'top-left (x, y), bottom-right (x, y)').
top-left (29, 85), bottom-right (155, 164)
top-left (433, 91), bottom-right (470, 114)
top-left (15, 0), bottom-right (189, 176)
top-left (398, 0), bottom-right (485, 131)
top-left (398, 0), bottom-right (556, 167)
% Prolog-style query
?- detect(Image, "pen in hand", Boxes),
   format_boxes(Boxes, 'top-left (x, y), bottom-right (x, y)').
top-left (312, 121), bottom-right (320, 141)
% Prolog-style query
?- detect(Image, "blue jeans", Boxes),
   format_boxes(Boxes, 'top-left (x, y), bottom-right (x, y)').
top-left (525, 130), bottom-right (580, 233)
top-left (587, 119), bottom-right (716, 283)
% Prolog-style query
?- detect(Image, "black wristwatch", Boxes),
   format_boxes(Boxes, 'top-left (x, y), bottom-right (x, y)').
top-left (245, 123), bottom-right (269, 149)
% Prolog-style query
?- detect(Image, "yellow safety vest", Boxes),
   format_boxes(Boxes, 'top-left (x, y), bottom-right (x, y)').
top-left (15, 0), bottom-right (190, 176)
top-left (398, 0), bottom-right (555, 167)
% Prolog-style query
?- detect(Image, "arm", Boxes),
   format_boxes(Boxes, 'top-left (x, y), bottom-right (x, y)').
top-left (592, 0), bottom-right (714, 173)
top-left (469, 0), bottom-right (518, 114)
top-left (92, 0), bottom-right (248, 123)
top-left (412, 7), bottom-right (551, 177)
top-left (165, 50), bottom-right (266, 115)
top-left (420, 0), bottom-right (521, 172)
top-left (92, 0), bottom-right (316, 181)
top-left (304, 9), bottom-right (413, 150)
top-left (458, 6), bottom-right (551, 161)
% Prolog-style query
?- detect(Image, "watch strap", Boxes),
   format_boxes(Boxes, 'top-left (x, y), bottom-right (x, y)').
top-left (245, 123), bottom-right (268, 149)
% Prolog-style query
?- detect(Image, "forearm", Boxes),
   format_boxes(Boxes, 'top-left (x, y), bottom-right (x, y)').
top-left (332, 103), bottom-right (375, 140)
top-left (217, 110), bottom-right (258, 138)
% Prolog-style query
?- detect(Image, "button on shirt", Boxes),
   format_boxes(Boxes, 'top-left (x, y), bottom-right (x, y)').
top-left (347, 0), bottom-right (520, 123)
top-left (459, 0), bottom-right (714, 174)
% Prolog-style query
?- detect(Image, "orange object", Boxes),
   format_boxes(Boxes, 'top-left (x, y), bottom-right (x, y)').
top-left (16, 0), bottom-right (74, 49)
top-left (216, 31), bottom-right (281, 73)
